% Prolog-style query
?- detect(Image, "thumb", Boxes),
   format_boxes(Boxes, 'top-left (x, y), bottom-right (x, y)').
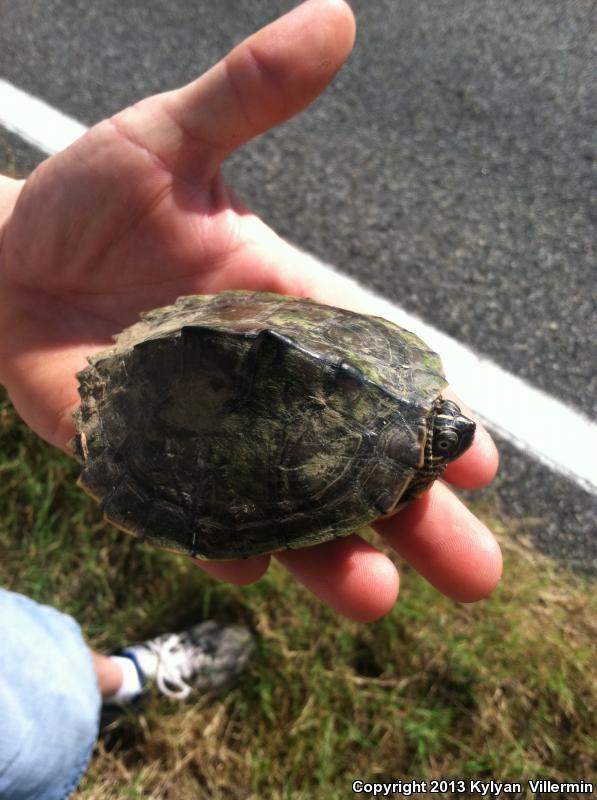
top-left (113, 0), bottom-right (356, 174)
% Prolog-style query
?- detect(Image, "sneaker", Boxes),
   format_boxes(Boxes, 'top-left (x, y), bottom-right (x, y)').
top-left (119, 621), bottom-right (255, 700)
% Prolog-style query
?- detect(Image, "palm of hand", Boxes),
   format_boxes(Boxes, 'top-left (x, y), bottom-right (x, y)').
top-left (0, 101), bottom-right (313, 449)
top-left (0, 0), bottom-right (501, 619)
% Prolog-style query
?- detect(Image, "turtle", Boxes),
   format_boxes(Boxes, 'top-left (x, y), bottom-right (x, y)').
top-left (72, 291), bottom-right (475, 560)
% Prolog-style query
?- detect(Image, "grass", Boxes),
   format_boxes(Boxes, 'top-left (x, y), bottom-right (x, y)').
top-left (0, 387), bottom-right (595, 799)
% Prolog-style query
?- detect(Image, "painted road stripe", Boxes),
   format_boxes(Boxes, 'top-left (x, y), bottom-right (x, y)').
top-left (0, 79), bottom-right (87, 155)
top-left (1, 79), bottom-right (596, 493)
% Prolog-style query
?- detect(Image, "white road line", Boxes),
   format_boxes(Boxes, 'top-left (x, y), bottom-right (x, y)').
top-left (0, 79), bottom-right (87, 155)
top-left (1, 79), bottom-right (596, 494)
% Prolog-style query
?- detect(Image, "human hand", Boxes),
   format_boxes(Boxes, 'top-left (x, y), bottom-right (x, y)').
top-left (0, 0), bottom-right (501, 619)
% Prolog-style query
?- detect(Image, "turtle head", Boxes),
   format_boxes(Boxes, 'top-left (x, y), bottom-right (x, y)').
top-left (376, 398), bottom-right (477, 515)
top-left (430, 399), bottom-right (476, 465)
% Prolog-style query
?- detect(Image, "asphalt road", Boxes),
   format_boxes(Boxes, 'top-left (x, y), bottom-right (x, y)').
top-left (0, 0), bottom-right (595, 570)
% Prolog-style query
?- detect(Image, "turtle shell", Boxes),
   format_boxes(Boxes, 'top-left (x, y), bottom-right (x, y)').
top-left (72, 291), bottom-right (448, 559)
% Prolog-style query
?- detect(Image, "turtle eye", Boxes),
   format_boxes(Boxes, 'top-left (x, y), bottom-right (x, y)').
top-left (431, 399), bottom-right (476, 463)
top-left (433, 429), bottom-right (459, 459)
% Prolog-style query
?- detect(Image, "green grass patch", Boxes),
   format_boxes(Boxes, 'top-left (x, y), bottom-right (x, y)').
top-left (0, 388), bottom-right (595, 799)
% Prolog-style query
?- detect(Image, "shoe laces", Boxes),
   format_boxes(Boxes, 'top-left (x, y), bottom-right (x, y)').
top-left (139, 632), bottom-right (205, 699)
top-left (135, 624), bottom-right (252, 700)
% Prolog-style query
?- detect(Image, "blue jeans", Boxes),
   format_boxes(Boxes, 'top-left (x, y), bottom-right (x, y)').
top-left (0, 589), bottom-right (101, 800)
